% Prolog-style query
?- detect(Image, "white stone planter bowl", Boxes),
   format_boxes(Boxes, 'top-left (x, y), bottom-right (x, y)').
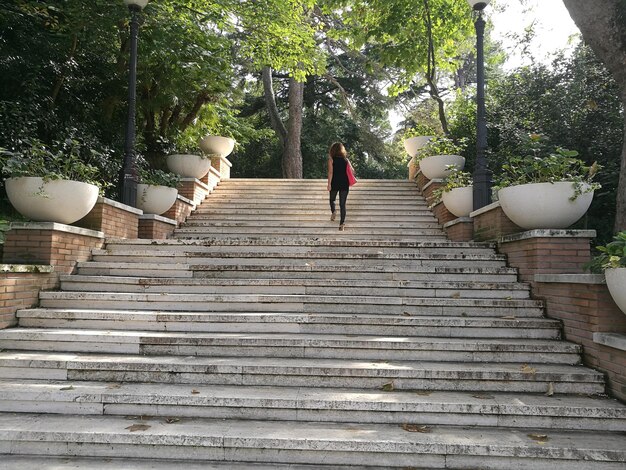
top-left (137, 184), bottom-right (178, 215)
top-left (198, 136), bottom-right (235, 157)
top-left (5, 177), bottom-right (99, 224)
top-left (166, 154), bottom-right (211, 179)
top-left (605, 268), bottom-right (626, 316)
top-left (419, 155), bottom-right (465, 180)
top-left (442, 186), bottom-right (474, 218)
top-left (403, 136), bottom-right (433, 157)
top-left (498, 182), bottom-right (593, 229)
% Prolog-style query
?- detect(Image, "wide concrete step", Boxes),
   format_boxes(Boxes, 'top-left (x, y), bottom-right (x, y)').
top-left (0, 329), bottom-right (580, 363)
top-left (0, 456), bottom-right (334, 470)
top-left (180, 221), bottom-right (441, 230)
top-left (0, 352), bottom-right (605, 393)
top-left (76, 262), bottom-right (520, 282)
top-left (188, 214), bottom-right (437, 222)
top-left (192, 209), bottom-right (433, 217)
top-left (198, 200), bottom-right (428, 208)
top-left (37, 292), bottom-right (545, 317)
top-left (173, 228), bottom-right (446, 237)
top-left (16, 309), bottom-right (561, 338)
top-left (105, 237), bottom-right (496, 252)
top-left (1, 381), bottom-right (624, 431)
top-left (2, 413), bottom-right (624, 468)
top-left (59, 276), bottom-right (530, 299)
top-left (89, 251), bottom-right (507, 268)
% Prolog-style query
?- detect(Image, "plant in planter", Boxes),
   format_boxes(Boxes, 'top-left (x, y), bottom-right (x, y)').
top-left (586, 231), bottom-right (626, 316)
top-left (496, 146), bottom-right (601, 229)
top-left (432, 167), bottom-right (474, 217)
top-left (137, 167), bottom-right (180, 215)
top-left (415, 136), bottom-right (467, 180)
top-left (160, 133), bottom-right (212, 180)
top-left (0, 139), bottom-right (102, 224)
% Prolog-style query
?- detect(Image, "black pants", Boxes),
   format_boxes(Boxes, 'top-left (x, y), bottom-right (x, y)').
top-left (330, 189), bottom-right (349, 224)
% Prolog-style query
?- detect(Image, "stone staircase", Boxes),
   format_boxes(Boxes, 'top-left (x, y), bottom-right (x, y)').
top-left (0, 178), bottom-right (625, 469)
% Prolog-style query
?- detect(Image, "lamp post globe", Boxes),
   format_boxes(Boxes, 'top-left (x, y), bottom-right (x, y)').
top-left (118, 0), bottom-right (149, 207)
top-left (467, 0), bottom-right (492, 210)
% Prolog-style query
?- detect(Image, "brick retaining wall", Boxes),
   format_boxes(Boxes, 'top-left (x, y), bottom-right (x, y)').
top-left (0, 265), bottom-right (56, 330)
top-left (535, 274), bottom-right (626, 401)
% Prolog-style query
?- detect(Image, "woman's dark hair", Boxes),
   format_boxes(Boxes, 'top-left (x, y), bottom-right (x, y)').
top-left (329, 142), bottom-right (347, 159)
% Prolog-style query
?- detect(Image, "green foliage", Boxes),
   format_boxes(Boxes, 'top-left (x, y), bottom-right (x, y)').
top-left (0, 138), bottom-right (103, 186)
top-left (137, 167), bottom-right (180, 189)
top-left (417, 136), bottom-right (467, 160)
top-left (0, 219), bottom-right (10, 244)
top-left (431, 166), bottom-right (472, 204)
top-left (586, 231), bottom-right (626, 273)
top-left (496, 144), bottom-right (601, 201)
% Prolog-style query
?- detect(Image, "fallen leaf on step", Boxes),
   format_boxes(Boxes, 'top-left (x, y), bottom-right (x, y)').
top-left (520, 364), bottom-right (536, 375)
top-left (506, 296), bottom-right (513, 300)
top-left (191, 389), bottom-right (200, 395)
top-left (381, 381), bottom-right (395, 392)
top-left (451, 292), bottom-right (461, 299)
top-left (164, 417), bottom-right (180, 424)
top-left (500, 316), bottom-right (516, 320)
top-left (402, 424), bottom-right (431, 433)
top-left (472, 394), bottom-right (495, 400)
top-left (414, 391), bottom-right (432, 396)
top-left (125, 424), bottom-right (151, 432)
top-left (528, 433), bottom-right (549, 443)
top-left (106, 383), bottom-right (122, 390)
top-left (402, 312), bottom-right (412, 317)
top-left (545, 382), bottom-right (554, 397)
top-left (59, 386), bottom-right (74, 391)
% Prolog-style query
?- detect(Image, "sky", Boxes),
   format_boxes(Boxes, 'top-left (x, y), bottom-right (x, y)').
top-left (490, 0), bottom-right (581, 68)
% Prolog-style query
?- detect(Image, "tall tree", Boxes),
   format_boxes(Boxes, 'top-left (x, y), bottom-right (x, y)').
top-left (563, 0), bottom-right (626, 231)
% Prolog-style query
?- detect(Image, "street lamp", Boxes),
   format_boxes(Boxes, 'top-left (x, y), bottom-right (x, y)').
top-left (468, 0), bottom-right (492, 210)
top-left (118, 0), bottom-right (149, 207)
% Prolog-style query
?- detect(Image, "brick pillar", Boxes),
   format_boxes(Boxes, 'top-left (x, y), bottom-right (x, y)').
top-left (497, 229), bottom-right (595, 286)
top-left (76, 196), bottom-right (142, 239)
top-left (471, 201), bottom-right (523, 242)
top-left (408, 157), bottom-right (418, 181)
top-left (444, 217), bottom-right (474, 242)
top-left (138, 215), bottom-right (177, 239)
top-left (178, 178), bottom-right (211, 206)
top-left (163, 195), bottom-right (196, 226)
top-left (421, 179), bottom-right (444, 207)
top-left (210, 155), bottom-right (232, 180)
top-left (2, 223), bottom-right (104, 276)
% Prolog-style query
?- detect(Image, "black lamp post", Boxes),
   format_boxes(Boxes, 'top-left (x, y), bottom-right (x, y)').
top-left (468, 0), bottom-right (492, 210)
top-left (118, 0), bottom-right (149, 207)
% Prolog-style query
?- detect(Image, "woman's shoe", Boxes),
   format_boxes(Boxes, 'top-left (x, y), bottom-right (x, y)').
top-left (330, 212), bottom-right (336, 221)
top-left (338, 224), bottom-right (345, 231)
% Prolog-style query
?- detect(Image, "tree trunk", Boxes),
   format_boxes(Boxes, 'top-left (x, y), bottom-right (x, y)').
top-left (283, 78), bottom-right (304, 178)
top-left (563, 0), bottom-right (626, 231)
top-left (262, 67), bottom-right (304, 178)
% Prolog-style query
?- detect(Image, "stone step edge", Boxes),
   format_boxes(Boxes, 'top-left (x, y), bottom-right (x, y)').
top-left (0, 413), bottom-right (624, 463)
top-left (59, 275), bottom-right (531, 290)
top-left (89, 250), bottom-right (507, 261)
top-left (37, 292), bottom-right (542, 306)
top-left (0, 352), bottom-right (604, 382)
top-left (103, 238), bottom-right (495, 248)
top-left (0, 380), bottom-right (623, 420)
top-left (0, 328), bottom-right (580, 353)
top-left (16, 309), bottom-right (560, 327)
